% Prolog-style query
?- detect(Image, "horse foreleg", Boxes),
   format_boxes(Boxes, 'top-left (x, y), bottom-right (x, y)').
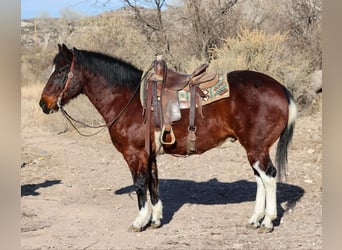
top-left (127, 151), bottom-right (152, 232)
top-left (129, 170), bottom-right (151, 232)
top-left (148, 157), bottom-right (163, 228)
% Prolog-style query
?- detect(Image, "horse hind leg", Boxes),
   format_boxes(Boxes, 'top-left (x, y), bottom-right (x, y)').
top-left (247, 171), bottom-right (266, 229)
top-left (247, 152), bottom-right (277, 233)
top-left (252, 160), bottom-right (277, 233)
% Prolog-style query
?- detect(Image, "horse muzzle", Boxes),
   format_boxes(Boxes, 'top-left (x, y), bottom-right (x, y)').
top-left (39, 98), bottom-right (58, 114)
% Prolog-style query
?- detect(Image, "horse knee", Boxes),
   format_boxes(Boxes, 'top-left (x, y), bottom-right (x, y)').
top-left (133, 172), bottom-right (149, 206)
top-left (135, 173), bottom-right (148, 191)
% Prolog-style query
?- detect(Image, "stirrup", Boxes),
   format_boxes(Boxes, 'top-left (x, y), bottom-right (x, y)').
top-left (160, 125), bottom-right (176, 145)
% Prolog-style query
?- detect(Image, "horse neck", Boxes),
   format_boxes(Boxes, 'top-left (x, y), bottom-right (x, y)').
top-left (82, 76), bottom-right (141, 125)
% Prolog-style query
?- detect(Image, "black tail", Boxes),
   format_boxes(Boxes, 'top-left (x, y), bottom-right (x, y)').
top-left (276, 87), bottom-right (297, 182)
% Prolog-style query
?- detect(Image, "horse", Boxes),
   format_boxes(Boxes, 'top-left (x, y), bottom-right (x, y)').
top-left (39, 44), bottom-right (296, 233)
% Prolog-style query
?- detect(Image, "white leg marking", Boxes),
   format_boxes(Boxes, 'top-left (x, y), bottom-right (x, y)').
top-left (253, 161), bottom-right (277, 230)
top-left (249, 174), bottom-right (265, 227)
top-left (151, 200), bottom-right (163, 227)
top-left (132, 204), bottom-right (151, 229)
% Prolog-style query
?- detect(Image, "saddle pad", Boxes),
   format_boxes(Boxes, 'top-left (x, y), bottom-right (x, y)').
top-left (178, 73), bottom-right (230, 109)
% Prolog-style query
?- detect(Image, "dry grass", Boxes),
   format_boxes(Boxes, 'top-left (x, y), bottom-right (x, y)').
top-left (21, 83), bottom-right (62, 132)
top-left (180, 28), bottom-right (317, 113)
top-left (211, 28), bottom-right (311, 79)
top-left (209, 27), bottom-right (313, 112)
top-left (21, 83), bottom-right (104, 134)
top-left (21, 8), bottom-right (321, 119)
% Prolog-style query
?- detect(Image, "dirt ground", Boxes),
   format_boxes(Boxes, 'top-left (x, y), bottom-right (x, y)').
top-left (21, 102), bottom-right (322, 249)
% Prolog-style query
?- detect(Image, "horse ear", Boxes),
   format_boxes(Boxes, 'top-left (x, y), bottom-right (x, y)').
top-left (73, 47), bottom-right (79, 56)
top-left (58, 44), bottom-right (62, 52)
top-left (61, 44), bottom-right (73, 61)
top-left (62, 43), bottom-right (69, 52)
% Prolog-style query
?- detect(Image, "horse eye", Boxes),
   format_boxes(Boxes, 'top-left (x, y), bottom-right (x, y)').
top-left (54, 71), bottom-right (63, 78)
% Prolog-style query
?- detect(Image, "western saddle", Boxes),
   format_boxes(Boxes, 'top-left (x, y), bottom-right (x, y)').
top-left (143, 55), bottom-right (218, 155)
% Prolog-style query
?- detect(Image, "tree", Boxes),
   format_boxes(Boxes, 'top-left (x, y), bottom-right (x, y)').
top-left (177, 0), bottom-right (239, 60)
top-left (284, 0), bottom-right (322, 69)
top-left (123, 0), bottom-right (171, 56)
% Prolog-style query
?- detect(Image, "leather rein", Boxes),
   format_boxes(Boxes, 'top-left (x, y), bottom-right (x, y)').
top-left (57, 54), bottom-right (151, 137)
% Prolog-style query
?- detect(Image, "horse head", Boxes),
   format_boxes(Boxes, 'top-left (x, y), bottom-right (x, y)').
top-left (39, 44), bottom-right (84, 114)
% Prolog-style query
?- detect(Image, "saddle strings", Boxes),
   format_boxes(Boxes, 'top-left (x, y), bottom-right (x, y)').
top-left (59, 62), bottom-right (155, 137)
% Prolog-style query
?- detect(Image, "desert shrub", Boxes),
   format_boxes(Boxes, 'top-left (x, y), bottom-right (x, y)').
top-left (66, 13), bottom-right (156, 70)
top-left (209, 27), bottom-right (315, 113)
top-left (21, 45), bottom-right (56, 85)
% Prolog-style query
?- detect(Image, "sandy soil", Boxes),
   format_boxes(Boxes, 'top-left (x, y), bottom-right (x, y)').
top-left (21, 103), bottom-right (322, 249)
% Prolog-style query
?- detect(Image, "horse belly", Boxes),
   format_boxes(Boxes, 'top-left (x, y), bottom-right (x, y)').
top-left (161, 101), bottom-right (234, 155)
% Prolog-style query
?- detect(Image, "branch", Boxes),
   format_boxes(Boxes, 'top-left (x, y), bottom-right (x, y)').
top-left (209, 0), bottom-right (238, 25)
top-left (123, 0), bottom-right (161, 31)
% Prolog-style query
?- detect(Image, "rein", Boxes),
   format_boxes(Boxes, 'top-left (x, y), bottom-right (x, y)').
top-left (58, 86), bottom-right (139, 137)
top-left (57, 54), bottom-right (153, 137)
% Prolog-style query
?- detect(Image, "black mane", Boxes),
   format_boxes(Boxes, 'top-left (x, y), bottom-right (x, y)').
top-left (74, 49), bottom-right (143, 91)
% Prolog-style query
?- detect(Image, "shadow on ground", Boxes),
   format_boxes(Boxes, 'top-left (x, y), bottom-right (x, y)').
top-left (115, 178), bottom-right (304, 227)
top-left (21, 180), bottom-right (62, 196)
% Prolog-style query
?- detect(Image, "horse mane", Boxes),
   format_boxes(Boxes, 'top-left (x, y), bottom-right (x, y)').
top-left (74, 49), bottom-right (143, 91)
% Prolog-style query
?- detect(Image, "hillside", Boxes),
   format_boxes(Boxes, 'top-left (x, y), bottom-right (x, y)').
top-left (21, 1), bottom-right (322, 113)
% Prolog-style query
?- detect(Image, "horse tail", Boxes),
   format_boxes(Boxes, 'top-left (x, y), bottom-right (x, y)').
top-left (276, 86), bottom-right (297, 182)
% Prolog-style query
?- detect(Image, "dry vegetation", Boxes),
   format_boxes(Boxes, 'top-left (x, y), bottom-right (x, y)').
top-left (21, 0), bottom-right (322, 127)
top-left (21, 2), bottom-right (322, 248)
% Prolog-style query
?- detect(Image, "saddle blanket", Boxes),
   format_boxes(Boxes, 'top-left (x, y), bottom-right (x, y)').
top-left (178, 73), bottom-right (230, 109)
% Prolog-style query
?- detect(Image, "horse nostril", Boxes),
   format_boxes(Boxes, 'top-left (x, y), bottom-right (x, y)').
top-left (39, 99), bottom-right (46, 109)
top-left (39, 99), bottom-right (51, 114)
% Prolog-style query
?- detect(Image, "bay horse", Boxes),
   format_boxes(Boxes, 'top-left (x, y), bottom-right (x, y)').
top-left (39, 44), bottom-right (296, 233)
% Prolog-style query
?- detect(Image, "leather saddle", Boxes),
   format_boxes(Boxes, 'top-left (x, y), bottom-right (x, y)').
top-left (143, 55), bottom-right (218, 154)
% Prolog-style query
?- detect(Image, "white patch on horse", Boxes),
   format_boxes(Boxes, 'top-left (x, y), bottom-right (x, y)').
top-left (48, 64), bottom-right (56, 78)
top-left (249, 174), bottom-right (265, 227)
top-left (132, 204), bottom-right (151, 229)
top-left (151, 200), bottom-right (163, 227)
top-left (252, 161), bottom-right (277, 229)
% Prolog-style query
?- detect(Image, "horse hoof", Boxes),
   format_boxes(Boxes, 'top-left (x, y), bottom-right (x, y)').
top-left (246, 222), bottom-right (259, 229)
top-left (150, 221), bottom-right (161, 229)
top-left (128, 225), bottom-right (143, 232)
top-left (258, 225), bottom-right (273, 233)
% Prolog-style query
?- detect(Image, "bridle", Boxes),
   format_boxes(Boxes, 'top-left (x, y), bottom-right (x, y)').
top-left (55, 52), bottom-right (150, 137)
top-left (57, 55), bottom-right (75, 109)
